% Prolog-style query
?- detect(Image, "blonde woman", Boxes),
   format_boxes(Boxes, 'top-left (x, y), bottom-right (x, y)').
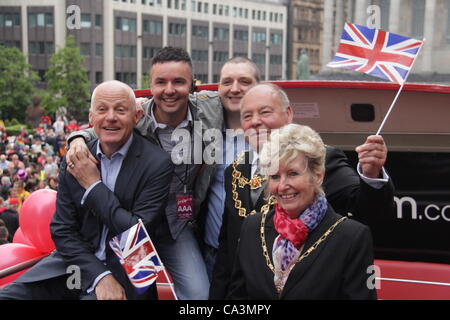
top-left (229, 124), bottom-right (376, 299)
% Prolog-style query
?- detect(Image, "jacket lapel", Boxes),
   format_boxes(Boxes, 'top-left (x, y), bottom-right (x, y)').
top-left (279, 207), bottom-right (339, 298)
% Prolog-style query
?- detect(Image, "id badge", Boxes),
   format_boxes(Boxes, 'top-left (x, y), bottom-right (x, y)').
top-left (176, 192), bottom-right (193, 221)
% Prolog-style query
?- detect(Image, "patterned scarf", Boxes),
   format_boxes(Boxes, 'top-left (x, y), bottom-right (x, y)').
top-left (272, 194), bottom-right (328, 271)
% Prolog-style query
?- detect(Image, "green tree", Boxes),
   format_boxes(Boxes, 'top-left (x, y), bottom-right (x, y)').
top-left (140, 73), bottom-right (150, 89)
top-left (42, 35), bottom-right (90, 120)
top-left (0, 46), bottom-right (39, 121)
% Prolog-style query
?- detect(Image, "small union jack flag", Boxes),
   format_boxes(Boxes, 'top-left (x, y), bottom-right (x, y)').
top-left (109, 220), bottom-right (163, 295)
top-left (327, 22), bottom-right (424, 84)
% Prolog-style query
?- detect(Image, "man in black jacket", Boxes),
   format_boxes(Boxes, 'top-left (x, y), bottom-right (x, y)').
top-left (0, 81), bottom-right (173, 300)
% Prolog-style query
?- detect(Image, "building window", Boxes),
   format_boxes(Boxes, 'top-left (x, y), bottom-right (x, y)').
top-left (169, 23), bottom-right (186, 35)
top-left (167, 0), bottom-right (172, 9)
top-left (80, 43), bottom-right (90, 56)
top-left (192, 25), bottom-right (208, 38)
top-left (143, 20), bottom-right (162, 34)
top-left (115, 45), bottom-right (137, 58)
top-left (213, 51), bottom-right (228, 62)
top-left (0, 13), bottom-right (20, 26)
top-left (0, 40), bottom-right (21, 49)
top-left (192, 50), bottom-right (208, 61)
top-left (204, 3), bottom-right (209, 13)
top-left (28, 13), bottom-right (53, 27)
top-left (270, 55), bottom-right (282, 65)
top-left (194, 74), bottom-right (208, 83)
top-left (28, 41), bottom-right (54, 55)
top-left (81, 13), bottom-right (91, 28)
top-left (234, 30), bottom-right (248, 41)
top-left (95, 72), bottom-right (103, 84)
top-left (233, 52), bottom-right (247, 58)
top-left (95, 14), bottom-right (102, 28)
top-left (143, 46), bottom-right (158, 59)
top-left (115, 17), bottom-right (137, 32)
top-left (214, 27), bottom-right (229, 41)
top-left (213, 4), bottom-right (217, 15)
top-left (270, 33), bottom-right (282, 45)
top-left (252, 53), bottom-right (265, 65)
top-left (95, 43), bottom-right (103, 56)
top-left (252, 31), bottom-right (266, 43)
top-left (447, 3), bottom-right (450, 44)
top-left (411, 0), bottom-right (425, 38)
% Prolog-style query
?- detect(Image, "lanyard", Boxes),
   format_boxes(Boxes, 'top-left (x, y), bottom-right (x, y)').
top-left (154, 121), bottom-right (193, 194)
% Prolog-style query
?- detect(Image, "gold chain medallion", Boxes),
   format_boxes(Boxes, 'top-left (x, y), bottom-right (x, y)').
top-left (259, 204), bottom-right (347, 295)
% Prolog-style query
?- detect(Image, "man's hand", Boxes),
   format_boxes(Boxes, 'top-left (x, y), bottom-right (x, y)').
top-left (67, 142), bottom-right (101, 189)
top-left (67, 137), bottom-right (98, 166)
top-left (95, 274), bottom-right (127, 300)
top-left (136, 97), bottom-right (148, 122)
top-left (355, 135), bottom-right (387, 179)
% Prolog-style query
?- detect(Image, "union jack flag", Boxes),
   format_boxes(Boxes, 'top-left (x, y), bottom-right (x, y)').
top-left (109, 220), bottom-right (163, 295)
top-left (327, 22), bottom-right (424, 84)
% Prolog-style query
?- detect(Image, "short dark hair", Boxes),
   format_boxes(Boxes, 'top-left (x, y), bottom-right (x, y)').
top-left (151, 46), bottom-right (192, 69)
top-left (220, 56), bottom-right (261, 83)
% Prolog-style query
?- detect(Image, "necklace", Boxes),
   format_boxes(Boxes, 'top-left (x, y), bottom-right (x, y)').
top-left (259, 204), bottom-right (347, 295)
top-left (231, 151), bottom-right (269, 217)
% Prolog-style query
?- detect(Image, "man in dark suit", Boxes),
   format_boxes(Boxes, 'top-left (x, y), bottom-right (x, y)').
top-left (0, 81), bottom-right (173, 300)
top-left (209, 83), bottom-right (394, 299)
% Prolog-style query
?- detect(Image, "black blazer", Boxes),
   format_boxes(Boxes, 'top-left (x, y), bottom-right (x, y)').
top-left (209, 146), bottom-right (393, 299)
top-left (228, 206), bottom-right (377, 299)
top-left (16, 131), bottom-right (173, 299)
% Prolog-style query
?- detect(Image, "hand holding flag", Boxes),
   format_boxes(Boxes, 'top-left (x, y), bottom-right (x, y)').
top-left (327, 22), bottom-right (424, 134)
top-left (109, 220), bottom-right (177, 299)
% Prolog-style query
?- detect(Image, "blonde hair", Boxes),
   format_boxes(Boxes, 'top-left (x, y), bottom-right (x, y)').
top-left (260, 123), bottom-right (326, 195)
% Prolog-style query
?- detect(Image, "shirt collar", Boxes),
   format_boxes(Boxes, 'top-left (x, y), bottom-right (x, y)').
top-left (96, 134), bottom-right (134, 160)
top-left (149, 101), bottom-right (193, 132)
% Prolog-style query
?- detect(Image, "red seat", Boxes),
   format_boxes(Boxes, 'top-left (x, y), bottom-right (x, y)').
top-left (374, 259), bottom-right (450, 300)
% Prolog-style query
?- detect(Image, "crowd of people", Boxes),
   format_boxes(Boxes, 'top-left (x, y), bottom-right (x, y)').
top-left (0, 115), bottom-right (80, 244)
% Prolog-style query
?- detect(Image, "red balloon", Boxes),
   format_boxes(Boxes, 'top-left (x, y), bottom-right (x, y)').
top-left (0, 243), bottom-right (46, 288)
top-left (19, 189), bottom-right (57, 254)
top-left (13, 227), bottom-right (34, 247)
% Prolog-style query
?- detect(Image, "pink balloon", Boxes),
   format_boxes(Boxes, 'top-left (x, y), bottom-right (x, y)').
top-left (19, 189), bottom-right (57, 254)
top-left (13, 227), bottom-right (34, 247)
top-left (0, 243), bottom-right (46, 288)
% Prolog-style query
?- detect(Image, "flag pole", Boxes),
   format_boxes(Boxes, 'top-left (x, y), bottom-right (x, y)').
top-left (376, 39), bottom-right (425, 135)
top-left (137, 219), bottom-right (178, 300)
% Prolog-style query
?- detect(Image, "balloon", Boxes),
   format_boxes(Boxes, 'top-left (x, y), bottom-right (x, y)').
top-left (13, 227), bottom-right (34, 247)
top-left (0, 243), bottom-right (46, 288)
top-left (19, 189), bottom-right (57, 254)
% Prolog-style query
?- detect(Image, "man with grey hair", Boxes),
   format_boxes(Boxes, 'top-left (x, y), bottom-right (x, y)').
top-left (210, 83), bottom-right (394, 299)
top-left (0, 80), bottom-right (173, 300)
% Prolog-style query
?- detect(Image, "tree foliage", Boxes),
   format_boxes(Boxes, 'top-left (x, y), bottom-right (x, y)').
top-left (0, 46), bottom-right (39, 121)
top-left (42, 35), bottom-right (90, 120)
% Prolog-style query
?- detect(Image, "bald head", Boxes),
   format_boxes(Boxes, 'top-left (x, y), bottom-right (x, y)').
top-left (89, 80), bottom-right (139, 157)
top-left (241, 83), bottom-right (290, 113)
top-left (90, 80), bottom-right (136, 112)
